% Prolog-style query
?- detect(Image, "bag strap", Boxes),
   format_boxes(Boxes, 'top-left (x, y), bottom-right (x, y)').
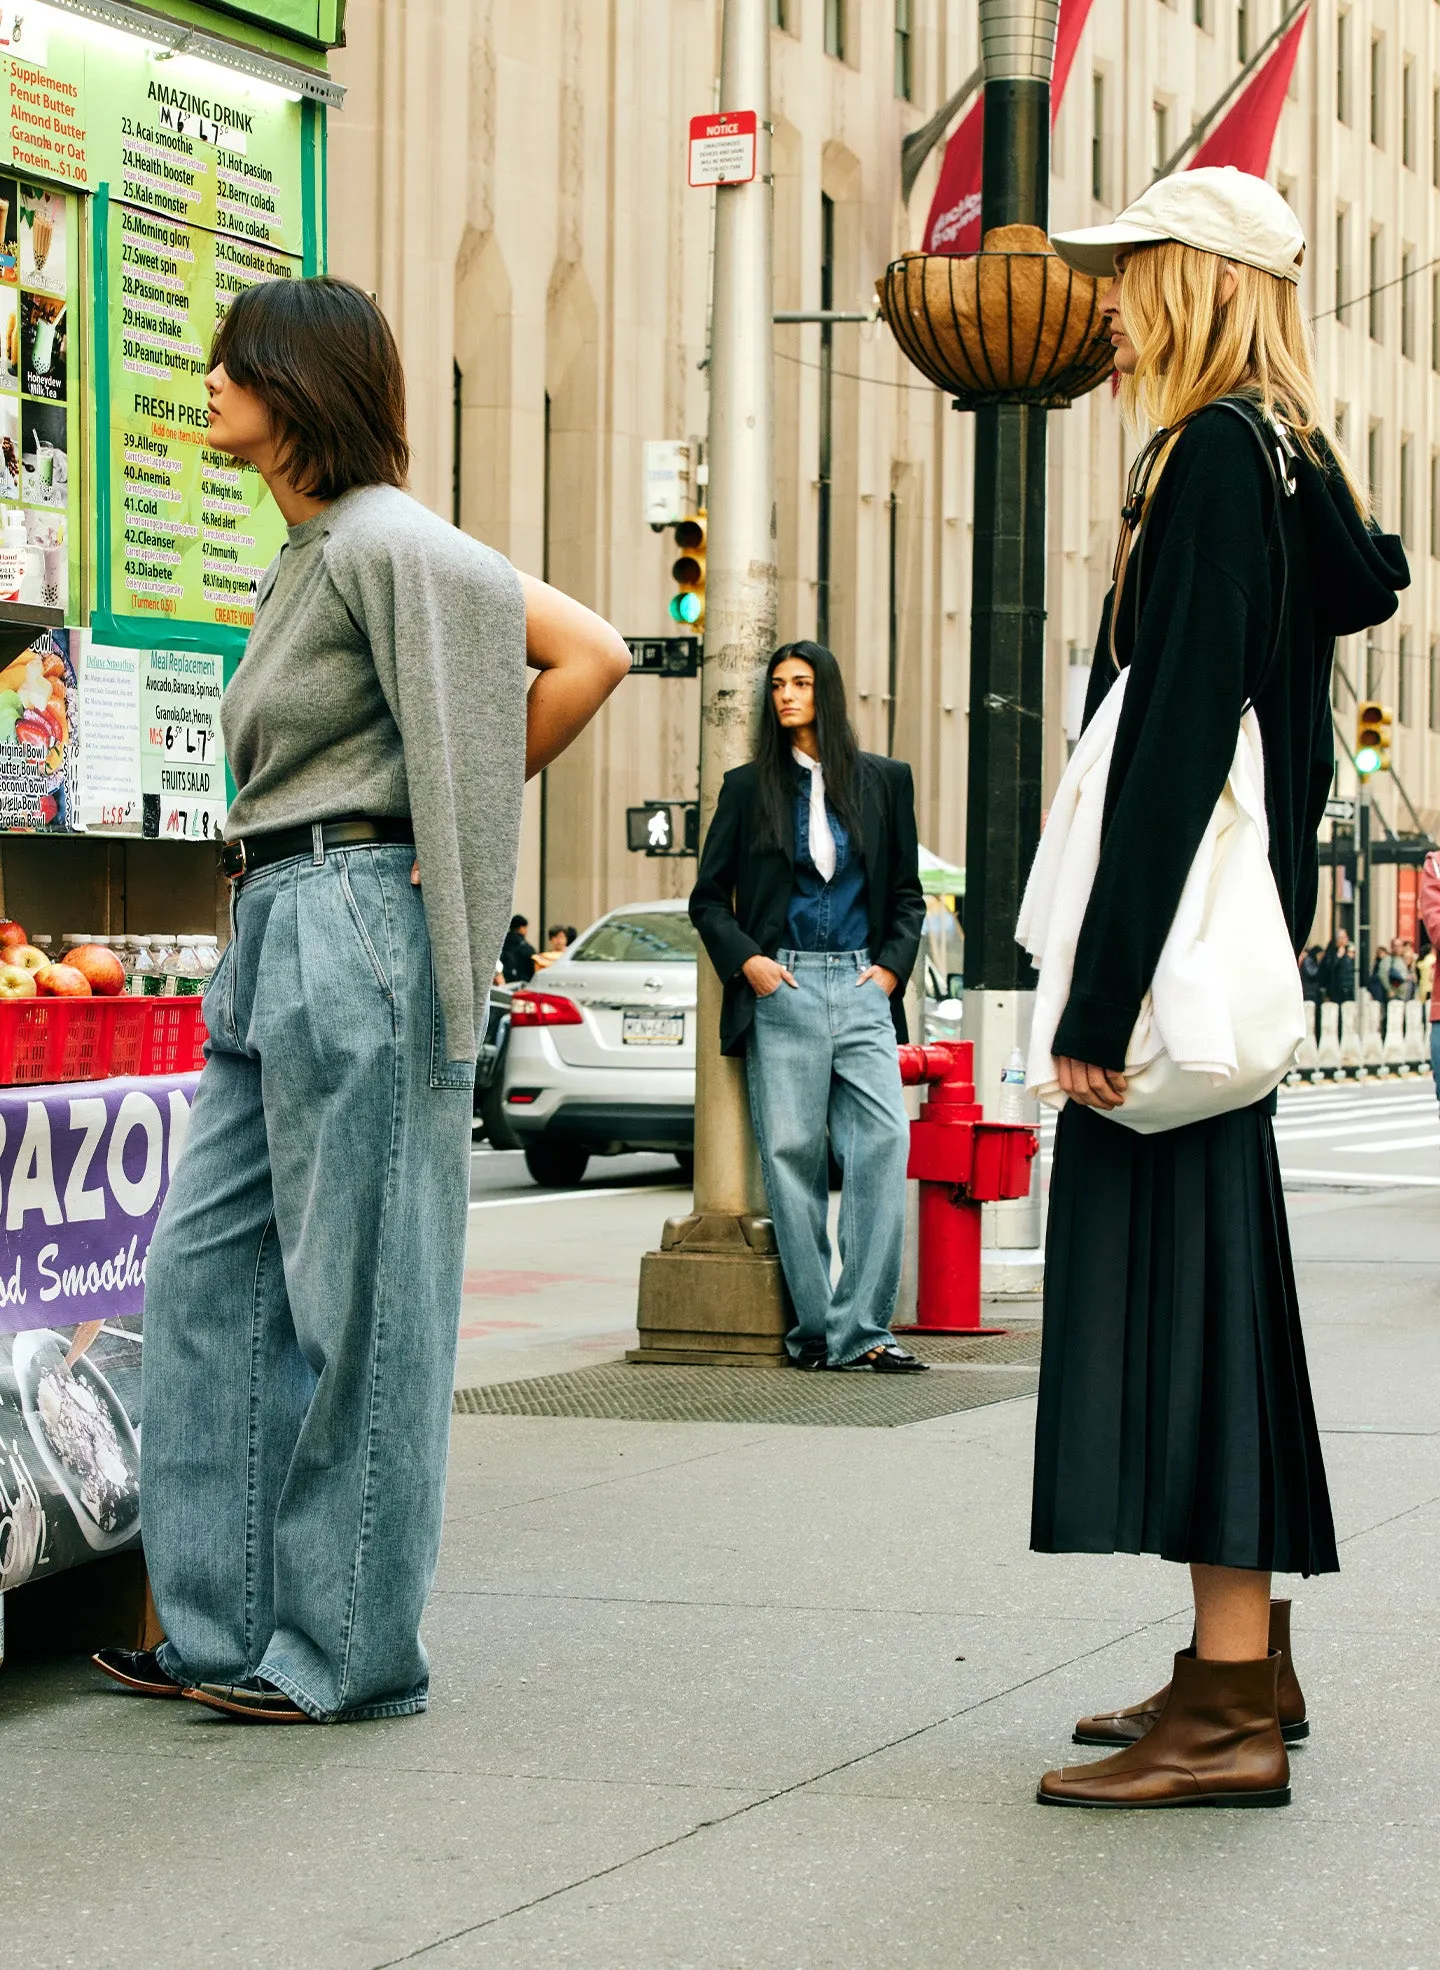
top-left (1108, 394), bottom-right (1296, 709)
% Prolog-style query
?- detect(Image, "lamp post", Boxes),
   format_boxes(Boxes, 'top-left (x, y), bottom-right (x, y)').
top-left (960, 0), bottom-right (1058, 1255)
top-left (632, 0), bottom-right (788, 1364)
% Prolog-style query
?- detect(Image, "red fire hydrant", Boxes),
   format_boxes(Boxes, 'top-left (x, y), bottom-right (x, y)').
top-left (893, 1041), bottom-right (1039, 1334)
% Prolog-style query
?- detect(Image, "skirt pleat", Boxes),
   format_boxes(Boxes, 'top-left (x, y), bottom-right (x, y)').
top-left (1031, 1097), bottom-right (1338, 1576)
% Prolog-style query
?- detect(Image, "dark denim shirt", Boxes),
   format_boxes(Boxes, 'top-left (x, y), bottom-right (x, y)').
top-left (785, 769), bottom-right (870, 952)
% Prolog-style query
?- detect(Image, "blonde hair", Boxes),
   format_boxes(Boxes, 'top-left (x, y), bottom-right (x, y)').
top-left (1116, 240), bottom-right (1368, 514)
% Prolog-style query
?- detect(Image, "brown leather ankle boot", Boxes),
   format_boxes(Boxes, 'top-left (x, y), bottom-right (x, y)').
top-left (1073, 1598), bottom-right (1308, 1746)
top-left (1039, 1650), bottom-right (1290, 1809)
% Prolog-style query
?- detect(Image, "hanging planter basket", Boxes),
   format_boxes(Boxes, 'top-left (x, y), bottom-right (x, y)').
top-left (876, 224), bottom-right (1115, 410)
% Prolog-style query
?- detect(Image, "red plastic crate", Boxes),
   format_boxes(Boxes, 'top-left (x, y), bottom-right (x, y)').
top-left (0, 994), bottom-right (207, 1085)
top-left (141, 996), bottom-right (208, 1075)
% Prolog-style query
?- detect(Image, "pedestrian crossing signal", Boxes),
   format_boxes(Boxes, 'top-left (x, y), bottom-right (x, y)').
top-left (669, 516), bottom-right (706, 629)
top-left (626, 801), bottom-right (700, 857)
top-left (1355, 700), bottom-right (1391, 776)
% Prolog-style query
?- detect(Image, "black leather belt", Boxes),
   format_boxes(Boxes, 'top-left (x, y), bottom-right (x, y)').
top-left (220, 817), bottom-right (415, 882)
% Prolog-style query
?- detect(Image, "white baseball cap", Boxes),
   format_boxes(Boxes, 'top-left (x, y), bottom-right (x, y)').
top-left (1050, 167), bottom-right (1305, 284)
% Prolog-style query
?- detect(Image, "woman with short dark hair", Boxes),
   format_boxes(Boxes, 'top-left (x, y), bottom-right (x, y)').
top-left (690, 642), bottom-right (925, 1371)
top-left (97, 277), bottom-right (629, 1723)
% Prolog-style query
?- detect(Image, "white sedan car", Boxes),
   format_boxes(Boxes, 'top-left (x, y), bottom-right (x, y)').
top-left (501, 899), bottom-right (698, 1188)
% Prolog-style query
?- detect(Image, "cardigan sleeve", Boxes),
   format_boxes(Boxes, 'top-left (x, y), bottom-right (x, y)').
top-left (1052, 425), bottom-right (1271, 1069)
top-left (689, 772), bottom-right (764, 981)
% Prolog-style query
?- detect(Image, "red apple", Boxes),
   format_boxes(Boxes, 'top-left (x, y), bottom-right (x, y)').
top-left (0, 920), bottom-right (27, 949)
top-left (0, 961), bottom-right (37, 999)
top-left (65, 944), bottom-right (125, 996)
top-left (7, 943), bottom-right (46, 973)
top-left (34, 962), bottom-right (91, 998)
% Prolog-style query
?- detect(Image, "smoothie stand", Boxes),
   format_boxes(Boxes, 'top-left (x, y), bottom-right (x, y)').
top-left (0, 0), bottom-right (342, 1656)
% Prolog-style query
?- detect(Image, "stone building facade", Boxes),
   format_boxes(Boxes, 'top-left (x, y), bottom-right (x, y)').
top-left (327, 0), bottom-right (1438, 946)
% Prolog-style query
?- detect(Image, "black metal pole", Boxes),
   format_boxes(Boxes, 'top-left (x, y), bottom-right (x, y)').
top-left (964, 77), bottom-right (1049, 991)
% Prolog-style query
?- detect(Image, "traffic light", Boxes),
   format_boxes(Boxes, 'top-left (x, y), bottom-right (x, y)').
top-left (1355, 700), bottom-right (1391, 775)
top-left (669, 516), bottom-right (706, 629)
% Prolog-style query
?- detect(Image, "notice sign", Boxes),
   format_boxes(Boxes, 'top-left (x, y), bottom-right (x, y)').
top-left (688, 110), bottom-right (757, 188)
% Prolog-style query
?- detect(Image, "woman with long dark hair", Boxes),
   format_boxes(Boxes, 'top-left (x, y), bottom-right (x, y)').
top-left (93, 277), bottom-right (629, 1723)
top-left (1027, 172), bottom-right (1407, 1806)
top-left (690, 641), bottom-right (926, 1370)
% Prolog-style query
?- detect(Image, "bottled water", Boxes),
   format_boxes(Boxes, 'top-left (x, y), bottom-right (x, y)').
top-left (997, 1048), bottom-right (1028, 1124)
top-left (142, 937), bottom-right (174, 996)
top-left (166, 938), bottom-right (206, 996)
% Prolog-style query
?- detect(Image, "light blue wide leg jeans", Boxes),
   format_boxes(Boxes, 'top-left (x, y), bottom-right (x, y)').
top-left (140, 842), bottom-right (476, 1721)
top-left (745, 949), bottom-right (910, 1366)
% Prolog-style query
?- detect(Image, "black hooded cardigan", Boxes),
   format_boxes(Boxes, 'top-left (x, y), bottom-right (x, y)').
top-left (1053, 405), bottom-right (1410, 1072)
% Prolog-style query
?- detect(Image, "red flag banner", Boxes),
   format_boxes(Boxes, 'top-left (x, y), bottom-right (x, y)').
top-left (1189, 8), bottom-right (1308, 173)
top-left (923, 0), bottom-right (1098, 255)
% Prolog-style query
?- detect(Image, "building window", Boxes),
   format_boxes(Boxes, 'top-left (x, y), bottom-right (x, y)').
top-left (1430, 641), bottom-right (1440, 733)
top-left (1368, 421), bottom-right (1383, 524)
top-left (1402, 247), bottom-right (1416, 357)
top-left (770, 0), bottom-right (786, 22)
top-left (1370, 35), bottom-right (1383, 148)
top-left (1398, 630), bottom-right (1412, 726)
top-left (1366, 635), bottom-right (1383, 700)
top-left (1434, 85), bottom-right (1440, 187)
top-left (1194, 0), bottom-right (1207, 26)
top-left (1153, 100), bottom-right (1170, 176)
top-left (1335, 208), bottom-right (1347, 323)
top-left (1092, 73), bottom-right (1107, 201)
top-left (1400, 436), bottom-right (1414, 546)
top-left (1237, 0), bottom-right (1248, 63)
top-left (1335, 403), bottom-right (1348, 450)
top-left (1369, 228), bottom-right (1384, 341)
top-left (1432, 456), bottom-right (1440, 559)
top-left (1403, 57), bottom-right (1415, 167)
top-left (1433, 270), bottom-right (1440, 370)
top-left (824, 0), bottom-right (845, 59)
top-left (894, 0), bottom-right (913, 99)
top-left (1337, 11), bottom-right (1350, 125)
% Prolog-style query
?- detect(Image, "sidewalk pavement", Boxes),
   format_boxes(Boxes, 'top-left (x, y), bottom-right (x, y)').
top-left (2, 1181), bottom-right (1437, 1969)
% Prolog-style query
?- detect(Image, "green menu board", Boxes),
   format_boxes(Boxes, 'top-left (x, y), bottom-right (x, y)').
top-left (106, 200), bottom-right (299, 632)
top-left (0, 13), bottom-right (307, 257)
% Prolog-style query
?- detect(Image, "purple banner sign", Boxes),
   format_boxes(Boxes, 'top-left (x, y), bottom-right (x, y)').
top-left (0, 1073), bottom-right (198, 1334)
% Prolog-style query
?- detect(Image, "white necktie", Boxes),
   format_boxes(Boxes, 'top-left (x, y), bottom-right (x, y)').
top-left (792, 748), bottom-right (836, 883)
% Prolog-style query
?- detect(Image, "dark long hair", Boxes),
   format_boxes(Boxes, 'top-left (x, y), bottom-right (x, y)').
top-left (753, 641), bottom-right (863, 851)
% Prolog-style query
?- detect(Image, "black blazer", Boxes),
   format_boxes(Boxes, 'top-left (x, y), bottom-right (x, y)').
top-left (689, 752), bottom-right (925, 1057)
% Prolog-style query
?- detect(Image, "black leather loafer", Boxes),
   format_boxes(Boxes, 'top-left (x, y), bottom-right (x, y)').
top-left (184, 1676), bottom-right (313, 1723)
top-left (836, 1345), bottom-right (930, 1372)
top-left (92, 1648), bottom-right (185, 1698)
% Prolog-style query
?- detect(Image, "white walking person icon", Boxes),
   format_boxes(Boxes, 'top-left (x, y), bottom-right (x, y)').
top-left (647, 808), bottom-right (671, 849)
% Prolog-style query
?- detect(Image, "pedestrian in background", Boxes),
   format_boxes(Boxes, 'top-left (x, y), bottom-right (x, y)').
top-left (1322, 925), bottom-right (1355, 1002)
top-left (1032, 172), bottom-right (1407, 1808)
top-left (1420, 851), bottom-right (1440, 1101)
top-left (103, 277), bottom-right (628, 1724)
top-left (1368, 945), bottom-right (1397, 1002)
top-left (1417, 936), bottom-right (1435, 1009)
top-left (501, 914), bottom-right (537, 982)
top-left (1299, 945), bottom-right (1325, 1006)
top-left (690, 641), bottom-right (926, 1372)
top-left (531, 925), bottom-right (571, 972)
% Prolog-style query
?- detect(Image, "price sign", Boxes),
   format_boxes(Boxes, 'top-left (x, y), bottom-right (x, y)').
top-left (159, 799), bottom-right (222, 841)
top-left (161, 723), bottom-right (216, 763)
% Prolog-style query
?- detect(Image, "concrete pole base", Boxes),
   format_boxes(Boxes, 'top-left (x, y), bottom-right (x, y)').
top-left (631, 1211), bottom-right (790, 1365)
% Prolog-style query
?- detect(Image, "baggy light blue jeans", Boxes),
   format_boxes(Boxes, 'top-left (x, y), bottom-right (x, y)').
top-left (745, 949), bottom-right (910, 1366)
top-left (140, 842), bottom-right (476, 1722)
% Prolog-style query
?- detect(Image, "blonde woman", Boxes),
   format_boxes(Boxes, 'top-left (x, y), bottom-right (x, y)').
top-left (1032, 171), bottom-right (1407, 1808)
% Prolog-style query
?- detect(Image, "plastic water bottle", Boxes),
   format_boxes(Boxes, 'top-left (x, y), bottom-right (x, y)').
top-left (142, 937), bottom-right (174, 996)
top-left (166, 938), bottom-right (205, 996)
top-left (998, 1048), bottom-right (1028, 1123)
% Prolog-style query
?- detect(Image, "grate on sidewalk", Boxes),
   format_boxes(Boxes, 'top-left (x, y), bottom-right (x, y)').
top-left (452, 1357), bottom-right (1039, 1427)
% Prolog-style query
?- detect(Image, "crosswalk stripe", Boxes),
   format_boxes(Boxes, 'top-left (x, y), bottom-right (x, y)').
top-left (1348, 1134), bottom-right (1440, 1154)
top-left (1272, 1113), bottom-right (1438, 1142)
top-left (1276, 1167), bottom-right (1440, 1188)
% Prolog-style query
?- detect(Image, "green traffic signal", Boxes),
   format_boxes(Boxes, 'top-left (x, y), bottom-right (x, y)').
top-left (670, 591), bottom-right (702, 624)
top-left (1355, 745), bottom-right (1381, 776)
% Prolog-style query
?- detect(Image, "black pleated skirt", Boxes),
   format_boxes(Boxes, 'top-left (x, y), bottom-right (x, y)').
top-left (1031, 1097), bottom-right (1338, 1576)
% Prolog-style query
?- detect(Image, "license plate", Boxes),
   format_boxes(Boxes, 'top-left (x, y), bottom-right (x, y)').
top-left (622, 1010), bottom-right (685, 1046)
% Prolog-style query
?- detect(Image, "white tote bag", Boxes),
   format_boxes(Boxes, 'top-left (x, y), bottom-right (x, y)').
top-left (1019, 672), bottom-right (1305, 1135)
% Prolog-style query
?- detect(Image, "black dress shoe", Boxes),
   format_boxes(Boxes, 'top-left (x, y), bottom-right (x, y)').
top-left (92, 1648), bottom-right (186, 1698)
top-left (791, 1350), bottom-right (828, 1371)
top-left (183, 1676), bottom-right (313, 1723)
top-left (835, 1345), bottom-right (930, 1372)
